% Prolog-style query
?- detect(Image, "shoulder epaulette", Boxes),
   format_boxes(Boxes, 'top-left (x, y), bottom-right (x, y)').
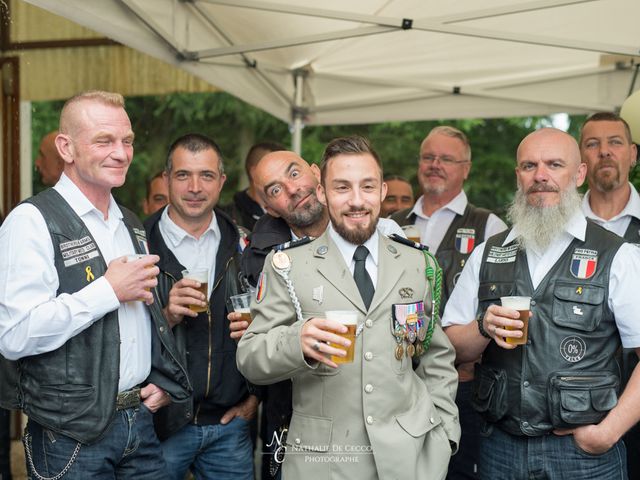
top-left (388, 233), bottom-right (429, 251)
top-left (275, 236), bottom-right (314, 251)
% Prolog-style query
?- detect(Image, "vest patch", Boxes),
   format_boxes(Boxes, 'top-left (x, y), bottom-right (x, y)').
top-left (486, 244), bottom-right (518, 264)
top-left (455, 228), bottom-right (476, 254)
top-left (60, 236), bottom-right (99, 267)
top-left (560, 336), bottom-right (587, 363)
top-left (570, 248), bottom-right (597, 279)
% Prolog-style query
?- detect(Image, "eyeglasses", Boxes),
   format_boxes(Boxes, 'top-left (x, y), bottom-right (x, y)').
top-left (420, 154), bottom-right (469, 165)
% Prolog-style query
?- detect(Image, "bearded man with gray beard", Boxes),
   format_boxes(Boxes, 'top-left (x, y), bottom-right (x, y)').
top-left (441, 128), bottom-right (640, 480)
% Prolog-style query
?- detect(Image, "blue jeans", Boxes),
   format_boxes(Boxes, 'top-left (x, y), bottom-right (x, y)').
top-left (24, 404), bottom-right (167, 479)
top-left (479, 423), bottom-right (627, 480)
top-left (160, 418), bottom-right (253, 480)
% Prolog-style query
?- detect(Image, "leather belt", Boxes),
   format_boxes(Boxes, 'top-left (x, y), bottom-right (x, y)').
top-left (116, 387), bottom-right (141, 410)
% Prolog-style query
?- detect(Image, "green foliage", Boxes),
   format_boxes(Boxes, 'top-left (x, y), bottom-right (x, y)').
top-left (31, 91), bottom-right (578, 219)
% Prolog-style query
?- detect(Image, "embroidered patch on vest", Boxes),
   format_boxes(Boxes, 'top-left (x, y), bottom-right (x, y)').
top-left (560, 336), bottom-right (587, 363)
top-left (486, 244), bottom-right (518, 264)
top-left (570, 248), bottom-right (597, 279)
top-left (59, 235), bottom-right (99, 267)
top-left (455, 228), bottom-right (476, 254)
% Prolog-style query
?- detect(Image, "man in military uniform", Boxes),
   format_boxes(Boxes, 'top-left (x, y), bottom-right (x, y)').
top-left (444, 128), bottom-right (640, 479)
top-left (391, 125), bottom-right (507, 479)
top-left (579, 111), bottom-right (640, 478)
top-left (237, 136), bottom-right (460, 479)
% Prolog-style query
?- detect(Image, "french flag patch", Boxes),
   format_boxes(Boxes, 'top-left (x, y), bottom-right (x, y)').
top-left (570, 248), bottom-right (598, 279)
top-left (455, 228), bottom-right (476, 254)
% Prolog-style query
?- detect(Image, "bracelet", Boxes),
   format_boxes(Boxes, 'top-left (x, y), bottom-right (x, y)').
top-left (476, 311), bottom-right (491, 339)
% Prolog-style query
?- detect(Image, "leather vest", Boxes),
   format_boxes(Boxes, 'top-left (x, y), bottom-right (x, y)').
top-left (473, 221), bottom-right (624, 436)
top-left (0, 189), bottom-right (191, 444)
top-left (623, 216), bottom-right (640, 243)
top-left (392, 203), bottom-right (490, 313)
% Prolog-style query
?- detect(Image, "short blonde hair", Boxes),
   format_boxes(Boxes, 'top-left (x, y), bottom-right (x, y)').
top-left (59, 90), bottom-right (125, 134)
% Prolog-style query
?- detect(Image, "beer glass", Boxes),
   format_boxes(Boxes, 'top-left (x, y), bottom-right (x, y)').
top-left (326, 310), bottom-right (358, 364)
top-left (500, 296), bottom-right (531, 346)
top-left (230, 292), bottom-right (252, 325)
top-left (126, 254), bottom-right (153, 298)
top-left (401, 225), bottom-right (421, 244)
top-left (182, 268), bottom-right (209, 313)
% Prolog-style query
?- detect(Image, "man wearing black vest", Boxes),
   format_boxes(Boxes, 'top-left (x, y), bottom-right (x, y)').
top-left (444, 128), bottom-right (640, 479)
top-left (144, 134), bottom-right (257, 480)
top-left (391, 125), bottom-right (506, 479)
top-left (0, 91), bottom-right (191, 479)
top-left (579, 112), bottom-right (640, 478)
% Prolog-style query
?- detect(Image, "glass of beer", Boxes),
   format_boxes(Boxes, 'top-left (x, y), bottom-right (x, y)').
top-left (230, 292), bottom-right (252, 325)
top-left (126, 254), bottom-right (154, 298)
top-left (182, 268), bottom-right (209, 313)
top-left (326, 310), bottom-right (358, 364)
top-left (401, 225), bottom-right (421, 244)
top-left (500, 296), bottom-right (531, 346)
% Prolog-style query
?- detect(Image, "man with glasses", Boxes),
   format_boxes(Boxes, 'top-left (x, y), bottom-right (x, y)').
top-left (391, 126), bottom-right (506, 479)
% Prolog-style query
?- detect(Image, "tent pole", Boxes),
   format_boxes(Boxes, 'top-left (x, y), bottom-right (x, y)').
top-left (291, 71), bottom-right (304, 154)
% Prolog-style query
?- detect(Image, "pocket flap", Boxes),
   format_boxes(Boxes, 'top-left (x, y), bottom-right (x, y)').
top-left (553, 283), bottom-right (605, 305)
top-left (560, 390), bottom-right (590, 412)
top-left (591, 388), bottom-right (618, 412)
top-left (475, 373), bottom-right (495, 401)
top-left (286, 412), bottom-right (332, 452)
top-left (395, 396), bottom-right (440, 438)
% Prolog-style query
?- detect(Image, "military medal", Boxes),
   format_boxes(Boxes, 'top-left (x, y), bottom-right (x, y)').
top-left (395, 343), bottom-right (404, 360)
top-left (406, 343), bottom-right (416, 358)
top-left (415, 343), bottom-right (424, 356)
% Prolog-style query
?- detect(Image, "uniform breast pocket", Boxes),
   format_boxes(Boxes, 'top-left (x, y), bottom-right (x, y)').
top-left (551, 282), bottom-right (605, 331)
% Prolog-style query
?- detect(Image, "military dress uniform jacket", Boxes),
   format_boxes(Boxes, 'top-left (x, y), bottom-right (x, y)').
top-left (237, 230), bottom-right (460, 480)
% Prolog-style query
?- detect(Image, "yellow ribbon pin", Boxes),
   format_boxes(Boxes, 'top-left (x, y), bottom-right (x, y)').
top-left (85, 266), bottom-right (95, 282)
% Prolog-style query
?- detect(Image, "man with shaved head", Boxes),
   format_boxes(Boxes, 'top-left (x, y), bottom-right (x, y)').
top-left (35, 130), bottom-right (65, 186)
top-left (442, 128), bottom-right (640, 479)
top-left (232, 149), bottom-right (405, 479)
top-left (0, 91), bottom-right (190, 479)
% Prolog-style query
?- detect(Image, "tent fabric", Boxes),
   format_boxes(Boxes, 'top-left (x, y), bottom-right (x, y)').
top-left (23, 0), bottom-right (640, 125)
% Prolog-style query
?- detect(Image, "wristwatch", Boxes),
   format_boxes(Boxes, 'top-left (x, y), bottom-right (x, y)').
top-left (476, 310), bottom-right (491, 339)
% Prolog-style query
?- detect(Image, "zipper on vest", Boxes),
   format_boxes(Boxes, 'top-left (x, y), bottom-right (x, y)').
top-left (194, 256), bottom-right (234, 423)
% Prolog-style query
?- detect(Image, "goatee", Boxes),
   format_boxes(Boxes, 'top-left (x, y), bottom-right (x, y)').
top-left (507, 184), bottom-right (582, 251)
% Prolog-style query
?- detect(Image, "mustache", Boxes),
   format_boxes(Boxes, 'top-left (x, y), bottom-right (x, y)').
top-left (526, 183), bottom-right (559, 194)
top-left (425, 168), bottom-right (446, 178)
top-left (596, 160), bottom-right (619, 170)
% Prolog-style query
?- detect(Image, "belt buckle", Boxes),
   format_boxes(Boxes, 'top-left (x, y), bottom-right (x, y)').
top-left (116, 387), bottom-right (141, 410)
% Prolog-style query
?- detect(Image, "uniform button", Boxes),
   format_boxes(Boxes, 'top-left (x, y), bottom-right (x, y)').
top-left (159, 326), bottom-right (165, 333)
top-left (522, 421), bottom-right (530, 428)
top-left (364, 352), bottom-right (373, 361)
top-left (523, 381), bottom-right (530, 387)
top-left (295, 438), bottom-right (301, 445)
top-left (364, 384), bottom-right (373, 393)
top-left (429, 417), bottom-right (435, 424)
top-left (365, 319), bottom-right (373, 328)
top-left (366, 416), bottom-right (374, 425)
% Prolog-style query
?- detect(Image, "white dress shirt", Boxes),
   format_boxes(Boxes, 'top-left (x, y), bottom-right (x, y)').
top-left (0, 174), bottom-right (151, 392)
top-left (442, 210), bottom-right (640, 348)
top-left (159, 206), bottom-right (221, 292)
top-left (328, 224), bottom-right (380, 287)
top-left (582, 183), bottom-right (640, 238)
top-left (406, 191), bottom-right (507, 252)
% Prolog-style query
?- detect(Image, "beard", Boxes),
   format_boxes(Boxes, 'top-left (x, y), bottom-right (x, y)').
top-left (420, 169), bottom-right (446, 195)
top-left (331, 207), bottom-right (379, 245)
top-left (591, 160), bottom-right (622, 193)
top-left (507, 183), bottom-right (582, 251)
top-left (281, 190), bottom-right (325, 229)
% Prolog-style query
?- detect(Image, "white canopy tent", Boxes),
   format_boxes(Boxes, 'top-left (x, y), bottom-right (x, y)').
top-left (23, 0), bottom-right (640, 152)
